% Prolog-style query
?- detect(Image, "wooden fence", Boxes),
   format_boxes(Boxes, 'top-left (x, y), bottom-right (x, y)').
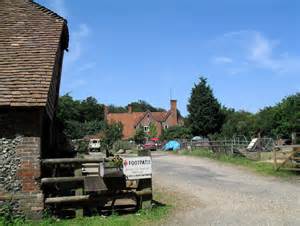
top-left (41, 153), bottom-right (152, 217)
top-left (273, 146), bottom-right (300, 171)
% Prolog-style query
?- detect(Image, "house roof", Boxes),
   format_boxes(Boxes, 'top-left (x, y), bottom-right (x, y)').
top-left (0, 0), bottom-right (69, 107)
top-left (107, 110), bottom-right (171, 139)
top-left (107, 112), bottom-right (145, 127)
top-left (107, 111), bottom-right (170, 127)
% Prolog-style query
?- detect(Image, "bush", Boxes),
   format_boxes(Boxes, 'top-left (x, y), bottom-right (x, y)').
top-left (161, 126), bottom-right (192, 141)
top-left (113, 140), bottom-right (135, 152)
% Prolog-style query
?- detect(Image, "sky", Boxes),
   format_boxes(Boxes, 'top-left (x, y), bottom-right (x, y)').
top-left (37, 0), bottom-right (300, 116)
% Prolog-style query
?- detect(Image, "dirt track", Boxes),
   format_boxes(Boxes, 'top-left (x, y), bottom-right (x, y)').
top-left (152, 152), bottom-right (300, 226)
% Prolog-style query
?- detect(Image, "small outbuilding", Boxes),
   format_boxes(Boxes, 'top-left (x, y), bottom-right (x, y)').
top-left (0, 0), bottom-right (68, 219)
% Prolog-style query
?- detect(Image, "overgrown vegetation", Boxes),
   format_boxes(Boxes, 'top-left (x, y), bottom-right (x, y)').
top-left (216, 93), bottom-right (300, 140)
top-left (160, 126), bottom-right (192, 140)
top-left (179, 149), bottom-right (297, 178)
top-left (0, 202), bottom-right (25, 226)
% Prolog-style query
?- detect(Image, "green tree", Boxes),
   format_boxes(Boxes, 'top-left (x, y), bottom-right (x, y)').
top-left (133, 127), bottom-right (146, 144)
top-left (255, 106), bottom-right (277, 137)
top-left (161, 126), bottom-right (192, 140)
top-left (148, 122), bottom-right (158, 138)
top-left (273, 93), bottom-right (300, 138)
top-left (108, 105), bottom-right (127, 113)
top-left (79, 96), bottom-right (104, 122)
top-left (128, 100), bottom-right (165, 112)
top-left (102, 122), bottom-right (123, 151)
top-left (187, 77), bottom-right (225, 136)
top-left (57, 93), bottom-right (81, 122)
top-left (57, 94), bottom-right (105, 139)
top-left (219, 110), bottom-right (256, 139)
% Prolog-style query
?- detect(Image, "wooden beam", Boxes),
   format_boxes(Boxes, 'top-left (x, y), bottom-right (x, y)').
top-left (45, 195), bottom-right (90, 204)
top-left (42, 158), bottom-right (107, 165)
top-left (135, 189), bottom-right (152, 196)
top-left (44, 190), bottom-right (152, 205)
top-left (41, 176), bottom-right (85, 185)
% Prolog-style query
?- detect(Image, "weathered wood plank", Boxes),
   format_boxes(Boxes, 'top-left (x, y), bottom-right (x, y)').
top-left (41, 176), bottom-right (85, 184)
top-left (42, 158), bottom-right (106, 164)
top-left (75, 168), bottom-right (83, 217)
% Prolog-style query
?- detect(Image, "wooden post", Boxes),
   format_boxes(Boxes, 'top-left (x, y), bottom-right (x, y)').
top-left (292, 133), bottom-right (296, 145)
top-left (273, 147), bottom-right (278, 170)
top-left (74, 167), bottom-right (83, 217)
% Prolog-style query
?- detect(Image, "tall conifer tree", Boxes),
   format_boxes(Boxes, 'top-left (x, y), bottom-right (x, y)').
top-left (187, 77), bottom-right (224, 136)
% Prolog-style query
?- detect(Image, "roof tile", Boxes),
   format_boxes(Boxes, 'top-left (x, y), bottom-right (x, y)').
top-left (0, 0), bottom-right (68, 107)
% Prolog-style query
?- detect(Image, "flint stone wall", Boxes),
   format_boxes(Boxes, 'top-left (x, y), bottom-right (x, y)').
top-left (0, 136), bottom-right (23, 193)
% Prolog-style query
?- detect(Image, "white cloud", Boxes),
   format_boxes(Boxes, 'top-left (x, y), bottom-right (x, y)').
top-left (212, 30), bottom-right (300, 75)
top-left (49, 0), bottom-right (68, 18)
top-left (66, 23), bottom-right (91, 63)
top-left (213, 56), bottom-right (233, 64)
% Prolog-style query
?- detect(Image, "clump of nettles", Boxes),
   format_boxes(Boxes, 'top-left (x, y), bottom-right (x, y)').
top-left (0, 201), bottom-right (25, 225)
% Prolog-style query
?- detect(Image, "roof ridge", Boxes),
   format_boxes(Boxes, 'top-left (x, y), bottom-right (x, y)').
top-left (29, 0), bottom-right (67, 23)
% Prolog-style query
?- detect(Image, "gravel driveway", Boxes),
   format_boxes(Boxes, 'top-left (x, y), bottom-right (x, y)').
top-left (152, 152), bottom-right (300, 226)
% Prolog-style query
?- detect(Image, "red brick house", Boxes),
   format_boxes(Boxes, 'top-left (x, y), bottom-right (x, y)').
top-left (0, 0), bottom-right (68, 219)
top-left (106, 100), bottom-right (183, 139)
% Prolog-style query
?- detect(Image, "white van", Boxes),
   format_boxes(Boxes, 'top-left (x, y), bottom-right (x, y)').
top-left (88, 139), bottom-right (101, 151)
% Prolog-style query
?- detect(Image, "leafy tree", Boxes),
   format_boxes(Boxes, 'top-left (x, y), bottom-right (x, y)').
top-left (63, 120), bottom-right (106, 139)
top-left (128, 100), bottom-right (165, 112)
top-left (108, 105), bottom-right (127, 113)
top-left (57, 94), bottom-right (81, 122)
top-left (187, 77), bottom-right (225, 136)
top-left (219, 110), bottom-right (256, 139)
top-left (102, 122), bottom-right (123, 151)
top-left (272, 93), bottom-right (300, 138)
top-left (148, 122), bottom-right (158, 138)
top-left (57, 94), bottom-right (105, 139)
top-left (108, 100), bottom-right (165, 113)
top-left (133, 127), bottom-right (146, 144)
top-left (79, 96), bottom-right (104, 122)
top-left (255, 106), bottom-right (277, 137)
top-left (161, 126), bottom-right (192, 140)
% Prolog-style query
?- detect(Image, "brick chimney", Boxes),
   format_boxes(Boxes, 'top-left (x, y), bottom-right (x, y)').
top-left (128, 105), bottom-right (133, 114)
top-left (170, 100), bottom-right (178, 124)
top-left (170, 100), bottom-right (177, 112)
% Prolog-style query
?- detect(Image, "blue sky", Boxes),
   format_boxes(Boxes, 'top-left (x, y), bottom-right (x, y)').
top-left (37, 0), bottom-right (300, 116)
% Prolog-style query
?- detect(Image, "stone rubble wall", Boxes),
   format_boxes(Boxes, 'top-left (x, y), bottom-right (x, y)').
top-left (0, 136), bottom-right (23, 193)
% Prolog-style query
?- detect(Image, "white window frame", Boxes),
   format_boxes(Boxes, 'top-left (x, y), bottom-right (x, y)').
top-left (144, 126), bottom-right (149, 132)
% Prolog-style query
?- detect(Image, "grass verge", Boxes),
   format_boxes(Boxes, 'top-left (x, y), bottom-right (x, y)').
top-left (179, 148), bottom-right (298, 178)
top-left (0, 193), bottom-right (171, 226)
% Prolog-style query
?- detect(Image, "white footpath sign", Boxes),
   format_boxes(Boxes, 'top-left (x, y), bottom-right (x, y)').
top-left (122, 156), bottom-right (152, 180)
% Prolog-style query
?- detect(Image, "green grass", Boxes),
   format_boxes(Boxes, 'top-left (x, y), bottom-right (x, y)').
top-left (0, 206), bottom-right (170, 226)
top-left (0, 194), bottom-right (171, 226)
top-left (179, 148), bottom-right (298, 178)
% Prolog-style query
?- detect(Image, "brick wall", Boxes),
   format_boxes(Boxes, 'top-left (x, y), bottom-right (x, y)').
top-left (0, 109), bottom-right (44, 219)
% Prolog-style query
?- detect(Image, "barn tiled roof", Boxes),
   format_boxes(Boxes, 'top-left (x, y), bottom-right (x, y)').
top-left (0, 0), bottom-right (68, 107)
